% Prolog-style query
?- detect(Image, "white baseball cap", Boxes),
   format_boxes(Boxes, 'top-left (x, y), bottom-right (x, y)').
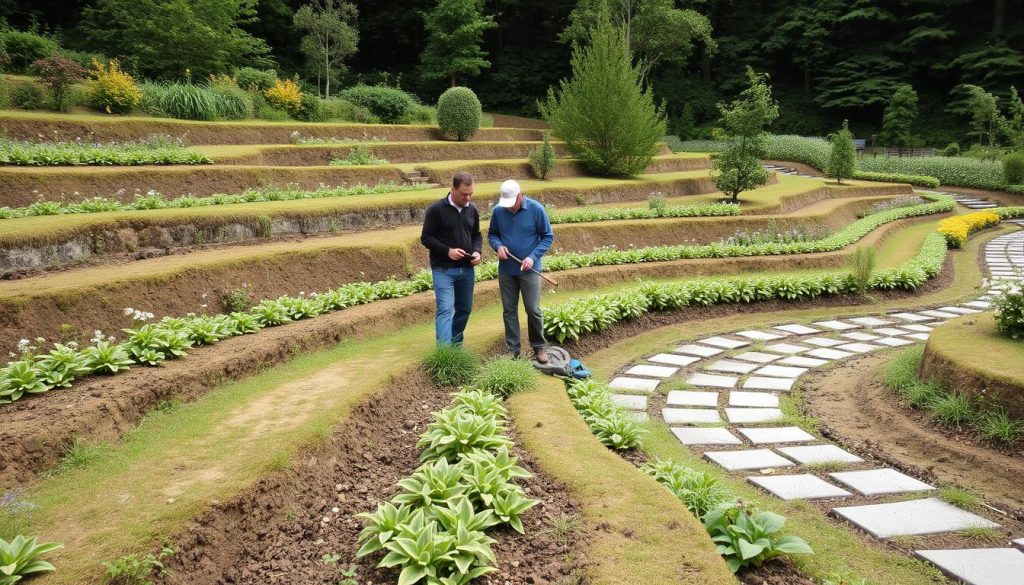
top-left (497, 179), bottom-right (521, 208)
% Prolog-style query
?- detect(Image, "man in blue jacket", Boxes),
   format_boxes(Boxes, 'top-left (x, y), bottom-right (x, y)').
top-left (488, 179), bottom-right (555, 363)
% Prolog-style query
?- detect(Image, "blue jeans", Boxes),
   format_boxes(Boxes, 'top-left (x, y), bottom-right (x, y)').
top-left (432, 267), bottom-right (475, 345)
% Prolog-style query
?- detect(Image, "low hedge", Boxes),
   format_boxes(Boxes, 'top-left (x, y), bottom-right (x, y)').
top-left (937, 211), bottom-right (1001, 248)
top-left (547, 202), bottom-right (739, 224)
top-left (852, 171), bottom-right (940, 188)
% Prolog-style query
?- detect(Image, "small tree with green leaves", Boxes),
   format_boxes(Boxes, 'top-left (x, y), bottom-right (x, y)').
top-left (826, 119), bottom-right (856, 184)
top-left (711, 67), bottom-right (779, 203)
top-left (529, 132), bottom-right (557, 179)
top-left (293, 0), bottom-right (359, 98)
top-left (540, 16), bottom-right (666, 178)
top-left (879, 84), bottom-right (918, 149)
top-left (419, 0), bottom-right (496, 87)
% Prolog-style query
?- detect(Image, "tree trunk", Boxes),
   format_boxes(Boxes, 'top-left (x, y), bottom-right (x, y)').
top-left (325, 33), bottom-right (331, 98)
top-left (451, 74), bottom-right (457, 87)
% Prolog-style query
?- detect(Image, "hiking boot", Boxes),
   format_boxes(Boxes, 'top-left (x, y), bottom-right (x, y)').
top-left (534, 348), bottom-right (549, 364)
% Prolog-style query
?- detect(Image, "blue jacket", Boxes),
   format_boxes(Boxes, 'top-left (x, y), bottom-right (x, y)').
top-left (487, 196), bottom-right (554, 275)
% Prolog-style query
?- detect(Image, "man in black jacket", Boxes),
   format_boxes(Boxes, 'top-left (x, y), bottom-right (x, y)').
top-left (420, 172), bottom-right (483, 345)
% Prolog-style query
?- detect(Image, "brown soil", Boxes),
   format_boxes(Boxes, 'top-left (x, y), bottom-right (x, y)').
top-left (738, 560), bottom-right (815, 585)
top-left (415, 155), bottom-right (707, 186)
top-left (210, 142), bottom-right (572, 166)
top-left (0, 114), bottom-right (546, 145)
top-left (802, 353), bottom-right (1024, 514)
top-left (489, 114), bottom-right (549, 130)
top-left (155, 369), bottom-right (587, 585)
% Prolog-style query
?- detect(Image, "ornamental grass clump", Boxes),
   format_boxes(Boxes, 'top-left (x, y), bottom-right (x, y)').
top-left (471, 357), bottom-right (537, 399)
top-left (424, 345), bottom-right (481, 387)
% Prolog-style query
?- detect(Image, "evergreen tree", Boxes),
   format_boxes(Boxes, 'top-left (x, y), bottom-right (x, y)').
top-left (293, 0), bottom-right (358, 98)
top-left (711, 67), bottom-right (779, 203)
top-left (826, 119), bottom-right (856, 183)
top-left (420, 0), bottom-right (497, 87)
top-left (529, 132), bottom-right (557, 179)
top-left (539, 15), bottom-right (666, 178)
top-left (879, 84), bottom-right (918, 148)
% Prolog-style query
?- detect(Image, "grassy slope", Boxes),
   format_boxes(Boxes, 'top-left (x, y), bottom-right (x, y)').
top-left (926, 313), bottom-right (1024, 387)
top-left (3, 224), bottom-right (993, 583)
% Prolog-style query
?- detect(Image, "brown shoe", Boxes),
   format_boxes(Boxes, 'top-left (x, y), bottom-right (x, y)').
top-left (534, 348), bottom-right (549, 364)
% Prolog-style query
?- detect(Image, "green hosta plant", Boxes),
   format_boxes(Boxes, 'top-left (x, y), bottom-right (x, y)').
top-left (643, 459), bottom-right (730, 518)
top-left (433, 496), bottom-right (500, 533)
top-left (449, 388), bottom-right (508, 420)
top-left (417, 409), bottom-right (512, 463)
top-left (251, 300), bottom-right (292, 326)
top-left (81, 340), bottom-right (134, 374)
top-left (458, 457), bottom-right (519, 509)
top-left (587, 412), bottom-right (645, 449)
top-left (185, 317), bottom-right (230, 346)
top-left (445, 523), bottom-right (497, 578)
top-left (35, 344), bottom-right (91, 388)
top-left (459, 447), bottom-right (530, 484)
top-left (377, 510), bottom-right (456, 585)
top-left (0, 535), bottom-right (63, 584)
top-left (702, 500), bottom-right (813, 572)
top-left (392, 458), bottom-right (467, 508)
top-left (355, 501), bottom-right (417, 557)
top-left (490, 488), bottom-right (540, 534)
top-left (0, 361), bottom-right (51, 403)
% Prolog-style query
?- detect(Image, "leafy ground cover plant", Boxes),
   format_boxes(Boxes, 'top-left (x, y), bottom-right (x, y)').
top-left (548, 202), bottom-right (739, 224)
top-left (858, 196), bottom-right (926, 217)
top-left (703, 500), bottom-right (813, 572)
top-left (0, 534), bottom-right (63, 584)
top-left (641, 459), bottom-right (730, 517)
top-left (994, 282), bottom-right (1024, 340)
top-left (0, 135), bottom-right (211, 166)
top-left (102, 546), bottom-right (174, 585)
top-left (328, 144), bottom-right (390, 166)
top-left (564, 378), bottom-right (645, 449)
top-left (721, 223), bottom-right (830, 246)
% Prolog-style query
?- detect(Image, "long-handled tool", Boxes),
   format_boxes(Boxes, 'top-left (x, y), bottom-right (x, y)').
top-left (506, 251), bottom-right (559, 286)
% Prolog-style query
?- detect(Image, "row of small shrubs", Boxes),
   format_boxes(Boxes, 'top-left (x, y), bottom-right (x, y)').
top-left (0, 135), bottom-right (211, 166)
top-left (565, 378), bottom-right (646, 449)
top-left (547, 201), bottom-right (739, 224)
top-left (884, 346), bottom-right (1023, 445)
top-left (936, 211), bottom-right (1001, 248)
top-left (541, 232), bottom-right (949, 343)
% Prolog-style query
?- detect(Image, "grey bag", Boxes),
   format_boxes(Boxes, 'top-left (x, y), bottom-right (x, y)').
top-left (532, 346), bottom-right (572, 376)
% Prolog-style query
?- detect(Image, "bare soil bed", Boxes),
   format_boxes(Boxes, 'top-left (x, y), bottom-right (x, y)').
top-left (156, 369), bottom-right (588, 585)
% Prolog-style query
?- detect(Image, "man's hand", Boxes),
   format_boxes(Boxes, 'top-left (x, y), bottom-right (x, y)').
top-left (448, 247), bottom-right (468, 261)
top-left (520, 256), bottom-right (534, 272)
top-left (497, 246), bottom-right (510, 260)
top-left (470, 251), bottom-right (482, 266)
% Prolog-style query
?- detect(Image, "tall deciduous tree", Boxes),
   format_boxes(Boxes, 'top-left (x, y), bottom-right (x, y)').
top-left (711, 67), bottom-right (779, 203)
top-left (420, 0), bottom-right (496, 87)
top-left (879, 84), bottom-right (918, 148)
top-left (826, 119), bottom-right (856, 183)
top-left (561, 0), bottom-right (715, 78)
top-left (540, 15), bottom-right (666, 178)
top-left (293, 0), bottom-right (358, 98)
top-left (79, 0), bottom-right (271, 79)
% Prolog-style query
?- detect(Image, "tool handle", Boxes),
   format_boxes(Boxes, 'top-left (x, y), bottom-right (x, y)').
top-left (506, 252), bottom-right (559, 286)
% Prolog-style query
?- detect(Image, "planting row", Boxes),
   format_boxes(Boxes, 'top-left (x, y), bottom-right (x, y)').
top-left (0, 182), bottom-right (429, 219)
top-left (937, 211), bottom-right (1002, 248)
top-left (546, 200), bottom-right (739, 224)
top-left (355, 354), bottom-right (540, 583)
top-left (541, 232), bottom-right (949, 342)
top-left (564, 378), bottom-right (646, 450)
top-left (0, 198), bottom-right (957, 404)
top-left (0, 135), bottom-right (211, 166)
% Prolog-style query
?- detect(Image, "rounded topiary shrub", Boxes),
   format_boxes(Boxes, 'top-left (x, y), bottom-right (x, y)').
top-left (436, 86), bottom-right (482, 141)
top-left (1003, 152), bottom-right (1024, 185)
top-left (339, 84), bottom-right (415, 123)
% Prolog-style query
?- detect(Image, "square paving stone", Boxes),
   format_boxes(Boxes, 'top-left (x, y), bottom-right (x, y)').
top-left (940, 306), bottom-right (980, 315)
top-left (706, 359), bottom-right (759, 374)
top-left (748, 474), bottom-right (852, 500)
top-left (802, 337), bottom-right (845, 347)
top-left (777, 444), bottom-right (864, 465)
top-left (902, 324), bottom-right (934, 332)
top-left (609, 377), bottom-right (661, 393)
top-left (704, 448), bottom-right (795, 471)
top-left (829, 468), bottom-right (935, 495)
top-left (611, 394), bottom-right (648, 410)
top-left (875, 337), bottom-right (915, 347)
top-left (836, 342), bottom-right (883, 354)
top-left (735, 330), bottom-right (787, 341)
top-left (674, 344), bottom-right (723, 358)
top-left (662, 407), bottom-right (721, 424)
top-left (698, 336), bottom-right (751, 349)
top-left (763, 343), bottom-right (812, 355)
top-left (738, 426), bottom-right (817, 444)
top-left (916, 548), bottom-right (1024, 585)
top-left (773, 324), bottom-right (820, 335)
top-left (728, 391), bottom-right (780, 408)
top-left (628, 411), bottom-right (649, 423)
top-left (625, 364), bottom-right (678, 378)
top-left (743, 377), bottom-right (794, 391)
top-left (732, 351), bottom-right (783, 364)
top-left (776, 356), bottom-right (829, 368)
top-left (687, 373), bottom-right (738, 388)
top-left (725, 407), bottom-right (785, 423)
top-left (873, 327), bottom-right (911, 336)
top-left (833, 498), bottom-right (1000, 538)
top-left (841, 331), bottom-right (881, 341)
top-left (813, 320), bottom-right (859, 330)
top-left (806, 348), bottom-right (854, 360)
top-left (848, 316), bottom-right (894, 327)
top-left (922, 309), bottom-right (961, 319)
top-left (890, 312), bottom-right (934, 322)
top-left (671, 427), bottom-right (741, 445)
top-left (666, 390), bottom-right (719, 407)
top-left (1013, 537), bottom-right (1024, 550)
top-left (648, 353), bottom-right (701, 366)
top-left (907, 333), bottom-right (931, 341)
top-left (754, 365), bottom-right (808, 378)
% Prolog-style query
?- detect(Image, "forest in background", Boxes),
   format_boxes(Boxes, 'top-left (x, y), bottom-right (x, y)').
top-left (1, 0), bottom-right (1022, 145)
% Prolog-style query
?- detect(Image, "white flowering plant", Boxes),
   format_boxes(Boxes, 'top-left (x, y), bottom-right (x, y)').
top-left (994, 282), bottom-right (1024, 340)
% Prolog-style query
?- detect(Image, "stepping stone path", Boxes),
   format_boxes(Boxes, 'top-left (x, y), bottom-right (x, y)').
top-left (606, 223), bottom-right (1024, 582)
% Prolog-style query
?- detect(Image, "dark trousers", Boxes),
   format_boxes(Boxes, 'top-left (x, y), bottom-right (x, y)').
top-left (498, 272), bottom-right (547, 355)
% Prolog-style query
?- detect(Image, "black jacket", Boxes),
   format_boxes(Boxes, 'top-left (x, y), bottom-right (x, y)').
top-left (420, 195), bottom-right (483, 269)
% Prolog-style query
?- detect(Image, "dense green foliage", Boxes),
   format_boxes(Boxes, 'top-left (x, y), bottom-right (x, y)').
top-left (879, 85), bottom-right (919, 148)
top-left (547, 202), bottom-right (739, 224)
top-left (711, 68), bottom-right (778, 202)
top-left (528, 132), bottom-right (557, 179)
top-left (565, 378), bottom-right (646, 450)
top-left (293, 0), bottom-right (358, 98)
top-left (338, 84), bottom-right (417, 123)
top-left (436, 86), bottom-right (482, 140)
top-left (540, 17), bottom-right (666, 178)
top-left (0, 136), bottom-right (211, 166)
top-left (423, 345), bottom-right (481, 386)
top-left (1004, 152), bottom-right (1024, 184)
top-left (420, 0), bottom-right (496, 87)
top-left (994, 285), bottom-right (1024, 341)
top-left (825, 119), bottom-right (856, 183)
